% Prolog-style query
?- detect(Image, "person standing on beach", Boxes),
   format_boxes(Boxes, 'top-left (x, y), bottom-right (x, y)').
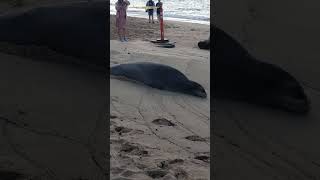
top-left (155, 0), bottom-right (162, 22)
top-left (115, 0), bottom-right (130, 42)
top-left (146, 0), bottom-right (155, 23)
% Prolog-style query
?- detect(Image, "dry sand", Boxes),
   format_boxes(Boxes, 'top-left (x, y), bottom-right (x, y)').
top-left (110, 16), bottom-right (210, 179)
top-left (110, 15), bottom-right (210, 48)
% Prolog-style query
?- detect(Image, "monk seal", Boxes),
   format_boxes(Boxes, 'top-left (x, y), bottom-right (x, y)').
top-left (212, 25), bottom-right (310, 114)
top-left (198, 36), bottom-right (210, 50)
top-left (198, 26), bottom-right (211, 50)
top-left (0, 1), bottom-right (107, 68)
top-left (110, 62), bottom-right (207, 98)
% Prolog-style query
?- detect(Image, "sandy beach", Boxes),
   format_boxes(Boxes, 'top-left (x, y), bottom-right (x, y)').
top-left (110, 15), bottom-right (210, 179)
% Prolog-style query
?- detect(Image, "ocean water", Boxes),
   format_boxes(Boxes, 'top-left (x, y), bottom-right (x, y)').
top-left (110, 0), bottom-right (210, 25)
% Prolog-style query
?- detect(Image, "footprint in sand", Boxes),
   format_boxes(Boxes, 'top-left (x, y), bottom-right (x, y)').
top-left (158, 161), bottom-right (169, 169)
top-left (121, 170), bottom-right (140, 177)
top-left (111, 167), bottom-right (125, 175)
top-left (152, 118), bottom-right (176, 126)
top-left (185, 135), bottom-right (206, 142)
top-left (169, 159), bottom-right (184, 165)
top-left (174, 168), bottom-right (189, 179)
top-left (110, 138), bottom-right (126, 145)
top-left (110, 115), bottom-right (118, 119)
top-left (110, 120), bottom-right (117, 126)
top-left (158, 159), bottom-right (184, 169)
top-left (114, 127), bottom-right (145, 136)
top-left (120, 143), bottom-right (148, 156)
top-left (115, 126), bottom-right (132, 134)
top-left (120, 143), bottom-right (139, 153)
top-left (111, 96), bottom-right (119, 102)
top-left (145, 169), bottom-right (168, 179)
top-left (162, 174), bottom-right (177, 180)
top-left (194, 155), bottom-right (210, 163)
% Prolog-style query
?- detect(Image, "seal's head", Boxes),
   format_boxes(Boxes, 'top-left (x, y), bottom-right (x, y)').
top-left (275, 79), bottom-right (310, 114)
top-left (186, 81), bottom-right (207, 98)
top-left (198, 39), bottom-right (210, 50)
top-left (258, 71), bottom-right (311, 114)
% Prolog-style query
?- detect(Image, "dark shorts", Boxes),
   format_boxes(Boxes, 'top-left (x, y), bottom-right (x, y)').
top-left (148, 9), bottom-right (154, 16)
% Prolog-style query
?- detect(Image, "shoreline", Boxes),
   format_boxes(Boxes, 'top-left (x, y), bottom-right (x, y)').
top-left (109, 0), bottom-right (210, 25)
top-left (110, 15), bottom-right (210, 48)
top-left (110, 12), bottom-right (210, 25)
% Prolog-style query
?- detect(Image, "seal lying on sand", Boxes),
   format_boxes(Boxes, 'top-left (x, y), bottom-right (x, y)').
top-left (198, 36), bottom-right (210, 50)
top-left (212, 25), bottom-right (310, 114)
top-left (0, 1), bottom-right (107, 68)
top-left (111, 62), bottom-right (207, 98)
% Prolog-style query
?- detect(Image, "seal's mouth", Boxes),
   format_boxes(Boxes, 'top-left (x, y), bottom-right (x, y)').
top-left (277, 95), bottom-right (311, 114)
top-left (188, 81), bottom-right (207, 98)
top-left (193, 90), bottom-right (207, 98)
top-left (276, 81), bottom-right (311, 114)
top-left (198, 40), bottom-right (210, 50)
top-left (248, 90), bottom-right (310, 114)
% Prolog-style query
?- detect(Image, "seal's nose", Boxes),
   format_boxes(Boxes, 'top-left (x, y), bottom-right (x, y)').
top-left (196, 90), bottom-right (207, 98)
top-left (198, 40), bottom-right (210, 50)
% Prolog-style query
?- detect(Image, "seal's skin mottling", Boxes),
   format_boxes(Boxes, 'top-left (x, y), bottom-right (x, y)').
top-left (211, 26), bottom-right (310, 114)
top-left (111, 62), bottom-right (207, 98)
top-left (0, 1), bottom-right (107, 68)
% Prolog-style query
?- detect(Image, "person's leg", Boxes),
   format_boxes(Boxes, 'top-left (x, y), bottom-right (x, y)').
top-left (120, 28), bottom-right (125, 42)
top-left (117, 27), bottom-right (122, 41)
top-left (123, 28), bottom-right (128, 41)
top-left (116, 18), bottom-right (121, 40)
top-left (149, 14), bottom-right (151, 23)
top-left (152, 14), bottom-right (154, 23)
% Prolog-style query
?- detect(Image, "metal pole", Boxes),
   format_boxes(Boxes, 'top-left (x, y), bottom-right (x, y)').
top-left (151, 3), bottom-right (171, 45)
top-left (160, 6), bottom-right (164, 41)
